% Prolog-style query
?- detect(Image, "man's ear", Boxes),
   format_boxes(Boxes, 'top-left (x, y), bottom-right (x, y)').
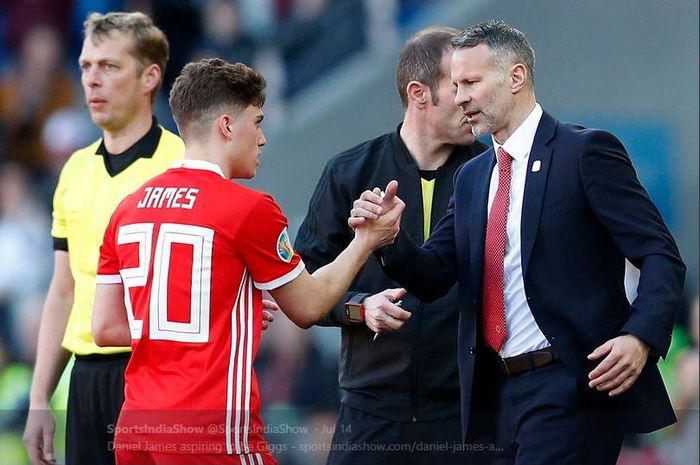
top-left (407, 81), bottom-right (428, 108)
top-left (219, 115), bottom-right (233, 138)
top-left (510, 63), bottom-right (528, 94)
top-left (142, 63), bottom-right (161, 95)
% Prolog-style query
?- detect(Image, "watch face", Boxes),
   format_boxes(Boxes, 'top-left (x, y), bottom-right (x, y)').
top-left (346, 303), bottom-right (363, 322)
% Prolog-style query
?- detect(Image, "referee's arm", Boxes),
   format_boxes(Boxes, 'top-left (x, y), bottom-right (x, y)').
top-left (24, 250), bottom-right (75, 465)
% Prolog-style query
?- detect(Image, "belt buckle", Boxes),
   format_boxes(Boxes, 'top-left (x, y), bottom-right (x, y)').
top-left (500, 358), bottom-right (511, 376)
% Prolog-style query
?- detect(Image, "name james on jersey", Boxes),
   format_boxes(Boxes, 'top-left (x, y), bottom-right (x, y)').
top-left (136, 186), bottom-right (199, 210)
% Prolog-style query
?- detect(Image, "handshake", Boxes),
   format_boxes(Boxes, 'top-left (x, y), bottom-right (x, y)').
top-left (347, 180), bottom-right (412, 336)
top-left (348, 179), bottom-right (405, 241)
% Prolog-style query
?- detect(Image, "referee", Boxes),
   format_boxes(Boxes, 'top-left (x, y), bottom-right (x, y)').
top-left (23, 12), bottom-right (183, 465)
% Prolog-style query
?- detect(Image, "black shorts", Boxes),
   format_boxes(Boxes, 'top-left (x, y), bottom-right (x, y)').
top-left (326, 405), bottom-right (472, 465)
top-left (66, 352), bottom-right (129, 465)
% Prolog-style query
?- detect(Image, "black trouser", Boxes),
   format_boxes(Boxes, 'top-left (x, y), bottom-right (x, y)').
top-left (491, 360), bottom-right (625, 465)
top-left (326, 405), bottom-right (473, 465)
top-left (66, 353), bottom-right (129, 465)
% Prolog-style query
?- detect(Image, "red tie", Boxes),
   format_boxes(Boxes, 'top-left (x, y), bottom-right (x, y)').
top-left (482, 147), bottom-right (512, 352)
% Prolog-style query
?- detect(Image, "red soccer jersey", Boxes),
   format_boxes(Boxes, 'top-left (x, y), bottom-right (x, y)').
top-left (97, 160), bottom-right (304, 464)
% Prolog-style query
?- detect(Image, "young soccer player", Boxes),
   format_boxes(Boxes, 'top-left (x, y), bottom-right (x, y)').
top-left (91, 58), bottom-right (404, 465)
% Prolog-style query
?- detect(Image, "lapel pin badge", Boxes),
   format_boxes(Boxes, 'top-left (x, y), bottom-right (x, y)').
top-left (532, 160), bottom-right (541, 172)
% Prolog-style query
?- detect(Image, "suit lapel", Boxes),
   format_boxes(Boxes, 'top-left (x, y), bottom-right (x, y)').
top-left (520, 112), bottom-right (557, 277)
top-left (469, 150), bottom-right (495, 293)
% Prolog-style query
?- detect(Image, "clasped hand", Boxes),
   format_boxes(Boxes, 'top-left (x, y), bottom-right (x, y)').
top-left (350, 180), bottom-right (405, 248)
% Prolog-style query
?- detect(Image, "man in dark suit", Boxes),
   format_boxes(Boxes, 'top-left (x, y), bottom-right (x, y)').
top-left (349, 20), bottom-right (686, 465)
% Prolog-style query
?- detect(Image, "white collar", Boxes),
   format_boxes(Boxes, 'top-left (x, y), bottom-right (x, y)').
top-left (171, 159), bottom-right (226, 179)
top-left (492, 103), bottom-right (543, 162)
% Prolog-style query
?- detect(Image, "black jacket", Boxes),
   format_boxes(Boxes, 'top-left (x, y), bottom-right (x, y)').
top-left (295, 126), bottom-right (488, 421)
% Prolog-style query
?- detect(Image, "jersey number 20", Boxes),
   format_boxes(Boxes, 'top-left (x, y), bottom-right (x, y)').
top-left (117, 222), bottom-right (214, 343)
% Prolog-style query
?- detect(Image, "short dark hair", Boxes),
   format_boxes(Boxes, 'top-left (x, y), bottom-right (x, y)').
top-left (84, 11), bottom-right (169, 102)
top-left (396, 26), bottom-right (460, 108)
top-left (452, 20), bottom-right (535, 87)
top-left (169, 58), bottom-right (266, 140)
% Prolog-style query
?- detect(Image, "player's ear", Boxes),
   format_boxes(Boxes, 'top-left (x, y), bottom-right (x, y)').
top-left (219, 115), bottom-right (233, 138)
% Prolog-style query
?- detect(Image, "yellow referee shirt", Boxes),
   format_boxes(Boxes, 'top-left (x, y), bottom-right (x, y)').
top-left (52, 122), bottom-right (184, 355)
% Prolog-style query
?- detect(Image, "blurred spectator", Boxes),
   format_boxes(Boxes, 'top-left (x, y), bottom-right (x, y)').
top-left (191, 0), bottom-right (291, 129)
top-left (0, 340), bottom-right (33, 465)
top-left (0, 24), bottom-right (77, 171)
top-left (256, 316), bottom-right (339, 465)
top-left (34, 108), bottom-right (98, 210)
top-left (148, 0), bottom-right (202, 93)
top-left (193, 0), bottom-right (257, 66)
top-left (277, 0), bottom-right (367, 97)
top-left (239, 0), bottom-right (277, 41)
top-left (364, 0), bottom-right (399, 50)
top-left (660, 294), bottom-right (700, 465)
top-left (0, 0), bottom-right (73, 52)
top-left (0, 162), bottom-right (52, 361)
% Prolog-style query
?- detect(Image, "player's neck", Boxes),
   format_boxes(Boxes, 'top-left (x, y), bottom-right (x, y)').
top-left (183, 144), bottom-right (230, 178)
top-left (400, 117), bottom-right (452, 171)
top-left (102, 112), bottom-right (154, 155)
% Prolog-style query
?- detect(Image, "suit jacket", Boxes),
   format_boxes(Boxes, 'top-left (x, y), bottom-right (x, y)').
top-left (381, 111), bottom-right (686, 439)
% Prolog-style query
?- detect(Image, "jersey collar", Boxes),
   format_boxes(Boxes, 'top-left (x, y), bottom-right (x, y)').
top-left (95, 116), bottom-right (162, 177)
top-left (171, 159), bottom-right (226, 179)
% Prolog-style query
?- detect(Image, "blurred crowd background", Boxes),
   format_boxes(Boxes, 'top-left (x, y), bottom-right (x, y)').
top-left (0, 0), bottom-right (697, 464)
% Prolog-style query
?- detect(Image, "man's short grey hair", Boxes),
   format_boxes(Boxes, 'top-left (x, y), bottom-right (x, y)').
top-left (452, 20), bottom-right (535, 87)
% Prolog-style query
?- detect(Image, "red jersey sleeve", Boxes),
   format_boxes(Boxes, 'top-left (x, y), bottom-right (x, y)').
top-left (237, 194), bottom-right (304, 290)
top-left (96, 210), bottom-right (122, 284)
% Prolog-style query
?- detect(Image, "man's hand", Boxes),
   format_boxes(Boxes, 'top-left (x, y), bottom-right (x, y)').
top-left (348, 180), bottom-right (403, 230)
top-left (364, 288), bottom-right (411, 335)
top-left (262, 299), bottom-right (279, 330)
top-left (587, 334), bottom-right (650, 396)
top-left (352, 180), bottom-right (404, 249)
top-left (24, 408), bottom-right (57, 465)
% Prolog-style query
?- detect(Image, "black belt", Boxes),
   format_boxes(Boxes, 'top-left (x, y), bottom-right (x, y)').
top-left (498, 347), bottom-right (556, 376)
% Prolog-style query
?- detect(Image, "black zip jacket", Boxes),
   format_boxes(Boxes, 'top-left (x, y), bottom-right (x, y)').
top-left (295, 126), bottom-right (488, 421)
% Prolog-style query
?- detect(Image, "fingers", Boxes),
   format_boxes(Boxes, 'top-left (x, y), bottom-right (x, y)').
top-left (588, 355), bottom-right (624, 389)
top-left (587, 340), bottom-right (612, 361)
top-left (350, 198), bottom-right (383, 221)
top-left (364, 290), bottom-right (412, 334)
top-left (360, 188), bottom-right (385, 209)
top-left (348, 181), bottom-right (401, 228)
top-left (24, 414), bottom-right (55, 465)
top-left (347, 216), bottom-right (366, 229)
top-left (385, 305), bottom-right (411, 322)
top-left (588, 336), bottom-right (647, 396)
top-left (590, 358), bottom-right (642, 396)
top-left (385, 287), bottom-right (407, 302)
top-left (608, 373), bottom-right (641, 396)
top-left (261, 299), bottom-right (278, 330)
top-left (262, 299), bottom-right (279, 312)
top-left (261, 310), bottom-right (274, 330)
top-left (381, 180), bottom-right (399, 204)
top-left (587, 349), bottom-right (617, 382)
top-left (41, 422), bottom-right (55, 464)
top-left (24, 437), bottom-right (44, 465)
top-left (379, 310), bottom-right (409, 331)
top-left (384, 196), bottom-right (406, 221)
top-left (348, 216), bottom-right (367, 230)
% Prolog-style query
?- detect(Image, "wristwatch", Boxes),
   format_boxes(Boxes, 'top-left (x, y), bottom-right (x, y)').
top-left (345, 293), bottom-right (371, 323)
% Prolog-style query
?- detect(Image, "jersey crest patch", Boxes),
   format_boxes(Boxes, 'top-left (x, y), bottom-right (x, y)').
top-left (277, 227), bottom-right (293, 263)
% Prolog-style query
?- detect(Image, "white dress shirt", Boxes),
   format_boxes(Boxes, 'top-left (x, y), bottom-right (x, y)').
top-left (487, 103), bottom-right (550, 357)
